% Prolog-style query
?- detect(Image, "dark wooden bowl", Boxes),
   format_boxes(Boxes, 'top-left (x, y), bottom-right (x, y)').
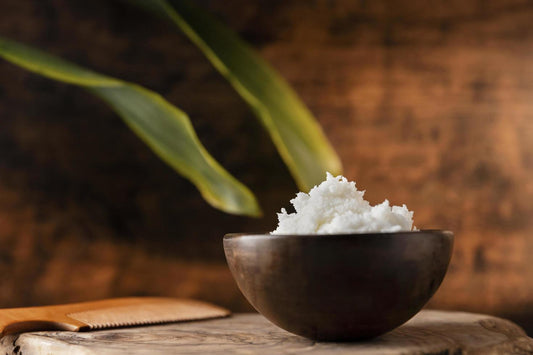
top-left (223, 230), bottom-right (453, 341)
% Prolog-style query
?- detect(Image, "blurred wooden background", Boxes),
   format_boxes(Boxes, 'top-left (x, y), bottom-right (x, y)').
top-left (0, 0), bottom-right (531, 333)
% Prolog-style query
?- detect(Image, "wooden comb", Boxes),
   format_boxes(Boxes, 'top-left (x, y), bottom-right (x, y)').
top-left (0, 297), bottom-right (230, 336)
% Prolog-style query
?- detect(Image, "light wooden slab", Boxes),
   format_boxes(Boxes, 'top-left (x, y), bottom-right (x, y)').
top-left (0, 311), bottom-right (532, 354)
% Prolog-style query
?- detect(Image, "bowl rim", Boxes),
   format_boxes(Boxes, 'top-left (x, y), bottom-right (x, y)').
top-left (224, 229), bottom-right (453, 240)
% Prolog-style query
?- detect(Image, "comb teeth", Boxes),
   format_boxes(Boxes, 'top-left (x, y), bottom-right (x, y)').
top-left (80, 317), bottom-right (204, 330)
top-left (67, 300), bottom-right (230, 330)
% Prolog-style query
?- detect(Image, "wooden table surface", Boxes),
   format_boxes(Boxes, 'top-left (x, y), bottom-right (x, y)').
top-left (0, 311), bottom-right (532, 354)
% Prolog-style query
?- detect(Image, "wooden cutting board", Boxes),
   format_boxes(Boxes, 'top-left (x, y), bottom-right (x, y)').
top-left (0, 310), bottom-right (531, 354)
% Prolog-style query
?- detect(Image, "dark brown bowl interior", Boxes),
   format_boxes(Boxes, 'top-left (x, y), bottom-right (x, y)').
top-left (224, 230), bottom-right (453, 341)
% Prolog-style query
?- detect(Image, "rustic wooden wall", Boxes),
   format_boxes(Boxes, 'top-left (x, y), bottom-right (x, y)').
top-left (0, 0), bottom-right (531, 332)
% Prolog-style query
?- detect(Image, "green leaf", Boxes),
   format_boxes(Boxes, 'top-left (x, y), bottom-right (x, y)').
top-left (127, 0), bottom-right (343, 191)
top-left (0, 37), bottom-right (261, 217)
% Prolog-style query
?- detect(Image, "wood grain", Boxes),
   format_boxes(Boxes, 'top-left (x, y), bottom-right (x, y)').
top-left (0, 311), bottom-right (532, 354)
top-left (0, 0), bottom-right (531, 333)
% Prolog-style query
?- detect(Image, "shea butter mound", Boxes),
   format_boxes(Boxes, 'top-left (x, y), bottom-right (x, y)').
top-left (271, 173), bottom-right (415, 234)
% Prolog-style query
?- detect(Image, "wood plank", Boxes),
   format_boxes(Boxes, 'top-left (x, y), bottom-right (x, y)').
top-left (0, 311), bottom-right (531, 354)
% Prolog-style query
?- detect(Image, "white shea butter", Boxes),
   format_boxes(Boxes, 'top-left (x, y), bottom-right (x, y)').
top-left (271, 173), bottom-right (415, 234)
